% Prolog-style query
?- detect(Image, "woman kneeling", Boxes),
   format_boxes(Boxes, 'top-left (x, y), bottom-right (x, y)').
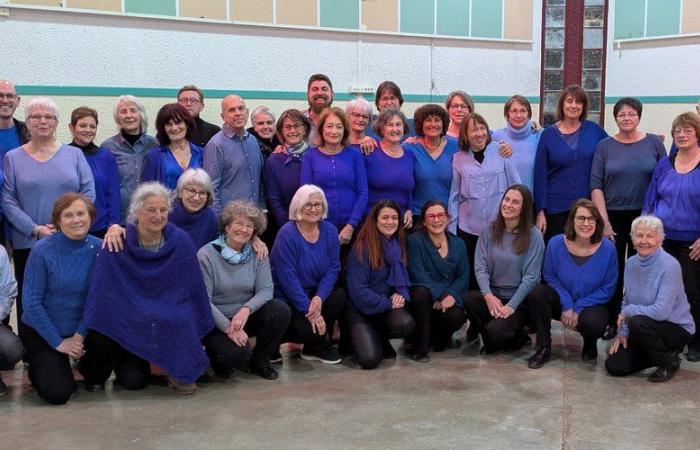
top-left (345, 200), bottom-right (415, 369)
top-left (605, 215), bottom-right (695, 382)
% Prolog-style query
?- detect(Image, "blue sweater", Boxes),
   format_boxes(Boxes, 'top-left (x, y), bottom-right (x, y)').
top-left (346, 245), bottom-right (409, 316)
top-left (619, 248), bottom-right (695, 337)
top-left (168, 200), bottom-right (219, 249)
top-left (643, 155), bottom-right (700, 242)
top-left (300, 146), bottom-right (368, 228)
top-left (141, 143), bottom-right (203, 190)
top-left (405, 137), bottom-right (459, 215)
top-left (364, 145), bottom-right (415, 215)
top-left (543, 234), bottom-right (618, 313)
top-left (491, 122), bottom-right (541, 192)
top-left (270, 220), bottom-right (341, 314)
top-left (534, 120), bottom-right (608, 214)
top-left (407, 231), bottom-right (469, 306)
top-left (21, 232), bottom-right (101, 348)
top-left (264, 151), bottom-right (303, 226)
top-left (74, 142), bottom-right (121, 231)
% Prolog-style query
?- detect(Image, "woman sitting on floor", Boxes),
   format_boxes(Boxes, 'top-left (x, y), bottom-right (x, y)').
top-left (79, 183), bottom-right (214, 395)
top-left (606, 215), bottom-right (695, 382)
top-left (345, 200), bottom-right (415, 369)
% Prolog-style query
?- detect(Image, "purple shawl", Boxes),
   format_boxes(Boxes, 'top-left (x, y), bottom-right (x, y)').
top-left (168, 199), bottom-right (219, 249)
top-left (83, 223), bottom-right (214, 383)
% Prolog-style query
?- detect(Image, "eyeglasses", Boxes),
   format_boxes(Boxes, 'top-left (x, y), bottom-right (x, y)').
top-left (379, 96), bottom-right (398, 103)
top-left (449, 104), bottom-right (470, 110)
top-left (230, 220), bottom-right (255, 231)
top-left (283, 124), bottom-right (304, 131)
top-left (674, 127), bottom-right (696, 136)
top-left (349, 112), bottom-right (370, 121)
top-left (574, 215), bottom-right (596, 225)
top-left (178, 97), bottom-right (201, 104)
top-left (425, 212), bottom-right (448, 221)
top-left (302, 202), bottom-right (324, 211)
top-left (28, 114), bottom-right (57, 122)
top-left (616, 113), bottom-right (638, 119)
top-left (183, 187), bottom-right (209, 199)
top-left (0, 93), bottom-right (17, 100)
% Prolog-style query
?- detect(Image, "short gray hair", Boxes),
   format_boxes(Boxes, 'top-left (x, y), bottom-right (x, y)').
top-left (25, 97), bottom-right (60, 122)
top-left (630, 215), bottom-right (665, 242)
top-left (219, 200), bottom-right (267, 236)
top-left (113, 95), bottom-right (148, 133)
top-left (127, 182), bottom-right (170, 224)
top-left (250, 106), bottom-right (275, 124)
top-left (175, 168), bottom-right (215, 207)
top-left (288, 184), bottom-right (328, 222)
top-left (346, 97), bottom-right (372, 117)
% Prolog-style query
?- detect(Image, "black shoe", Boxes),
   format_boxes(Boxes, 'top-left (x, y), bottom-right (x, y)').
top-left (480, 344), bottom-right (498, 356)
top-left (466, 325), bottom-right (480, 344)
top-left (252, 365), bottom-right (279, 380)
top-left (85, 383), bottom-right (106, 392)
top-left (648, 360), bottom-right (680, 383)
top-left (528, 346), bottom-right (551, 369)
top-left (411, 353), bottom-right (430, 363)
top-left (581, 343), bottom-right (598, 361)
top-left (269, 351), bottom-right (283, 364)
top-left (602, 325), bottom-right (617, 341)
top-left (686, 347), bottom-right (700, 362)
top-left (382, 340), bottom-right (397, 360)
top-left (301, 345), bottom-right (342, 364)
top-left (0, 377), bottom-right (7, 397)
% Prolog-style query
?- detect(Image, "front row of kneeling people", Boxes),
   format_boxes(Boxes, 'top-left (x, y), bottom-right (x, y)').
top-left (0, 176), bottom-right (694, 404)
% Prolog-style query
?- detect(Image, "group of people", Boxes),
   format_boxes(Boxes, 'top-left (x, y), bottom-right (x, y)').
top-left (0, 75), bottom-right (698, 405)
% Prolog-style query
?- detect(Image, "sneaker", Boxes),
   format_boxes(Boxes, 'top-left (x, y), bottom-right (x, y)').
top-left (527, 346), bottom-right (551, 369)
top-left (167, 376), bottom-right (198, 395)
top-left (648, 359), bottom-right (681, 383)
top-left (300, 346), bottom-right (342, 364)
top-left (0, 377), bottom-right (7, 397)
top-left (270, 350), bottom-right (283, 364)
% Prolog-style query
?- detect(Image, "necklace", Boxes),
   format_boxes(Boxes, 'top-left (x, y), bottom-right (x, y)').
top-left (424, 137), bottom-right (443, 153)
top-left (138, 233), bottom-right (163, 249)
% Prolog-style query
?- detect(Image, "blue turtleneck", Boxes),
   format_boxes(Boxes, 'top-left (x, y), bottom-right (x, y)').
top-left (492, 120), bottom-right (541, 192)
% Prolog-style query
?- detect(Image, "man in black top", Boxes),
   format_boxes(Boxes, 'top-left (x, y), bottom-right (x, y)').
top-left (176, 85), bottom-right (221, 148)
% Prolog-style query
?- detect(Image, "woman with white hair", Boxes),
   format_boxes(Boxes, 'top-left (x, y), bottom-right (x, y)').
top-left (80, 182), bottom-right (214, 395)
top-left (169, 168), bottom-right (218, 249)
top-left (606, 215), bottom-right (695, 382)
top-left (1, 96), bottom-right (95, 334)
top-left (100, 95), bottom-right (158, 225)
top-left (346, 97), bottom-right (376, 152)
top-left (247, 106), bottom-right (279, 158)
top-left (270, 184), bottom-right (346, 365)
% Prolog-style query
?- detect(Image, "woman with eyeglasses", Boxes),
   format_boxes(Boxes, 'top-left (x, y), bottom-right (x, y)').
top-left (526, 199), bottom-right (617, 369)
top-left (346, 97), bottom-right (377, 153)
top-left (2, 97), bottom-right (95, 335)
top-left (590, 97), bottom-right (666, 339)
top-left (445, 91), bottom-right (475, 140)
top-left (168, 168), bottom-right (218, 249)
top-left (406, 200), bottom-right (468, 363)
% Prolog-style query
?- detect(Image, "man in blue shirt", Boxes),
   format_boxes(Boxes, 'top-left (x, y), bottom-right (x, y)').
top-left (0, 80), bottom-right (29, 160)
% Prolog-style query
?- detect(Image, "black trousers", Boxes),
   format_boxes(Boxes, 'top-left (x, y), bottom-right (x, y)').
top-left (408, 286), bottom-right (467, 355)
top-left (203, 300), bottom-right (291, 376)
top-left (21, 327), bottom-right (76, 405)
top-left (285, 287), bottom-right (346, 350)
top-left (544, 211), bottom-right (569, 244)
top-left (11, 248), bottom-right (31, 335)
top-left (78, 330), bottom-right (151, 390)
top-left (344, 306), bottom-right (415, 370)
top-left (456, 229), bottom-right (479, 291)
top-left (605, 315), bottom-right (692, 376)
top-left (664, 239), bottom-right (700, 350)
top-left (527, 285), bottom-right (608, 348)
top-left (463, 290), bottom-right (531, 349)
top-left (606, 209), bottom-right (640, 326)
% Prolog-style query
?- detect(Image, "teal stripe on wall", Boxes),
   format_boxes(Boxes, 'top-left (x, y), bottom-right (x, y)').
top-left (646, 0), bottom-right (681, 37)
top-left (124, 0), bottom-right (176, 16)
top-left (614, 0), bottom-right (644, 39)
top-left (437, 0), bottom-right (470, 37)
top-left (320, 0), bottom-right (359, 30)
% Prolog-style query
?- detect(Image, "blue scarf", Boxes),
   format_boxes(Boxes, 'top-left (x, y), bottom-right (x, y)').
top-left (382, 236), bottom-right (410, 299)
top-left (283, 141), bottom-right (308, 164)
top-left (506, 120), bottom-right (533, 140)
top-left (210, 234), bottom-right (253, 265)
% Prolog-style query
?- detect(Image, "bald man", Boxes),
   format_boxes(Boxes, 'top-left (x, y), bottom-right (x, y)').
top-left (0, 80), bottom-right (29, 160)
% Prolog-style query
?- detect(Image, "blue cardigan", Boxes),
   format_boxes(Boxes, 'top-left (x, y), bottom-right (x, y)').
top-left (407, 231), bottom-right (469, 306)
top-left (141, 143), bottom-right (203, 190)
top-left (264, 151), bottom-right (303, 227)
top-left (543, 234), bottom-right (617, 313)
top-left (534, 120), bottom-right (608, 214)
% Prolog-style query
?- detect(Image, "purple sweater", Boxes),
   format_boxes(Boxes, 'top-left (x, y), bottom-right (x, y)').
top-left (264, 152), bottom-right (303, 226)
top-left (364, 145), bottom-right (415, 214)
top-left (300, 146), bottom-right (368, 227)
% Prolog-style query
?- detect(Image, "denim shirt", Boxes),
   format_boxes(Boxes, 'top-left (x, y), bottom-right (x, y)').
top-left (203, 125), bottom-right (265, 212)
top-left (101, 132), bottom-right (158, 223)
top-left (449, 142), bottom-right (521, 235)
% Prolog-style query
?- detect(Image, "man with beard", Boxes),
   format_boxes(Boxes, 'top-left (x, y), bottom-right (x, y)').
top-left (304, 74), bottom-right (334, 146)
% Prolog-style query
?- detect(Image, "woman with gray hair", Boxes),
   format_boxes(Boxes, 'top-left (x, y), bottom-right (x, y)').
top-left (247, 105), bottom-right (279, 158)
top-left (346, 97), bottom-right (376, 152)
top-left (2, 96), bottom-right (95, 335)
top-left (169, 168), bottom-right (218, 249)
top-left (270, 184), bottom-right (346, 365)
top-left (80, 182), bottom-right (214, 395)
top-left (197, 200), bottom-right (291, 380)
top-left (606, 215), bottom-right (695, 382)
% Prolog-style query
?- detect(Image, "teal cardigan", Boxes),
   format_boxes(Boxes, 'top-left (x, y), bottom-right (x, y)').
top-left (407, 231), bottom-right (469, 306)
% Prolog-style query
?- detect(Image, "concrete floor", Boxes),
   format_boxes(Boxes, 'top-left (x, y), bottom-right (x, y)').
top-left (2, 324), bottom-right (699, 450)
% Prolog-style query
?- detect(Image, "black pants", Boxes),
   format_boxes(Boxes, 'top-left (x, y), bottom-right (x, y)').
top-left (78, 330), bottom-right (151, 390)
top-left (12, 248), bottom-right (31, 335)
top-left (408, 286), bottom-right (467, 355)
top-left (456, 229), bottom-right (479, 291)
top-left (527, 285), bottom-right (608, 348)
top-left (544, 211), bottom-right (569, 244)
top-left (344, 306), bottom-right (415, 369)
top-left (203, 300), bottom-right (291, 376)
top-left (285, 287), bottom-right (346, 350)
top-left (606, 209), bottom-right (640, 326)
top-left (463, 290), bottom-right (531, 349)
top-left (605, 315), bottom-right (692, 376)
top-left (21, 327), bottom-right (76, 405)
top-left (664, 239), bottom-right (700, 350)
